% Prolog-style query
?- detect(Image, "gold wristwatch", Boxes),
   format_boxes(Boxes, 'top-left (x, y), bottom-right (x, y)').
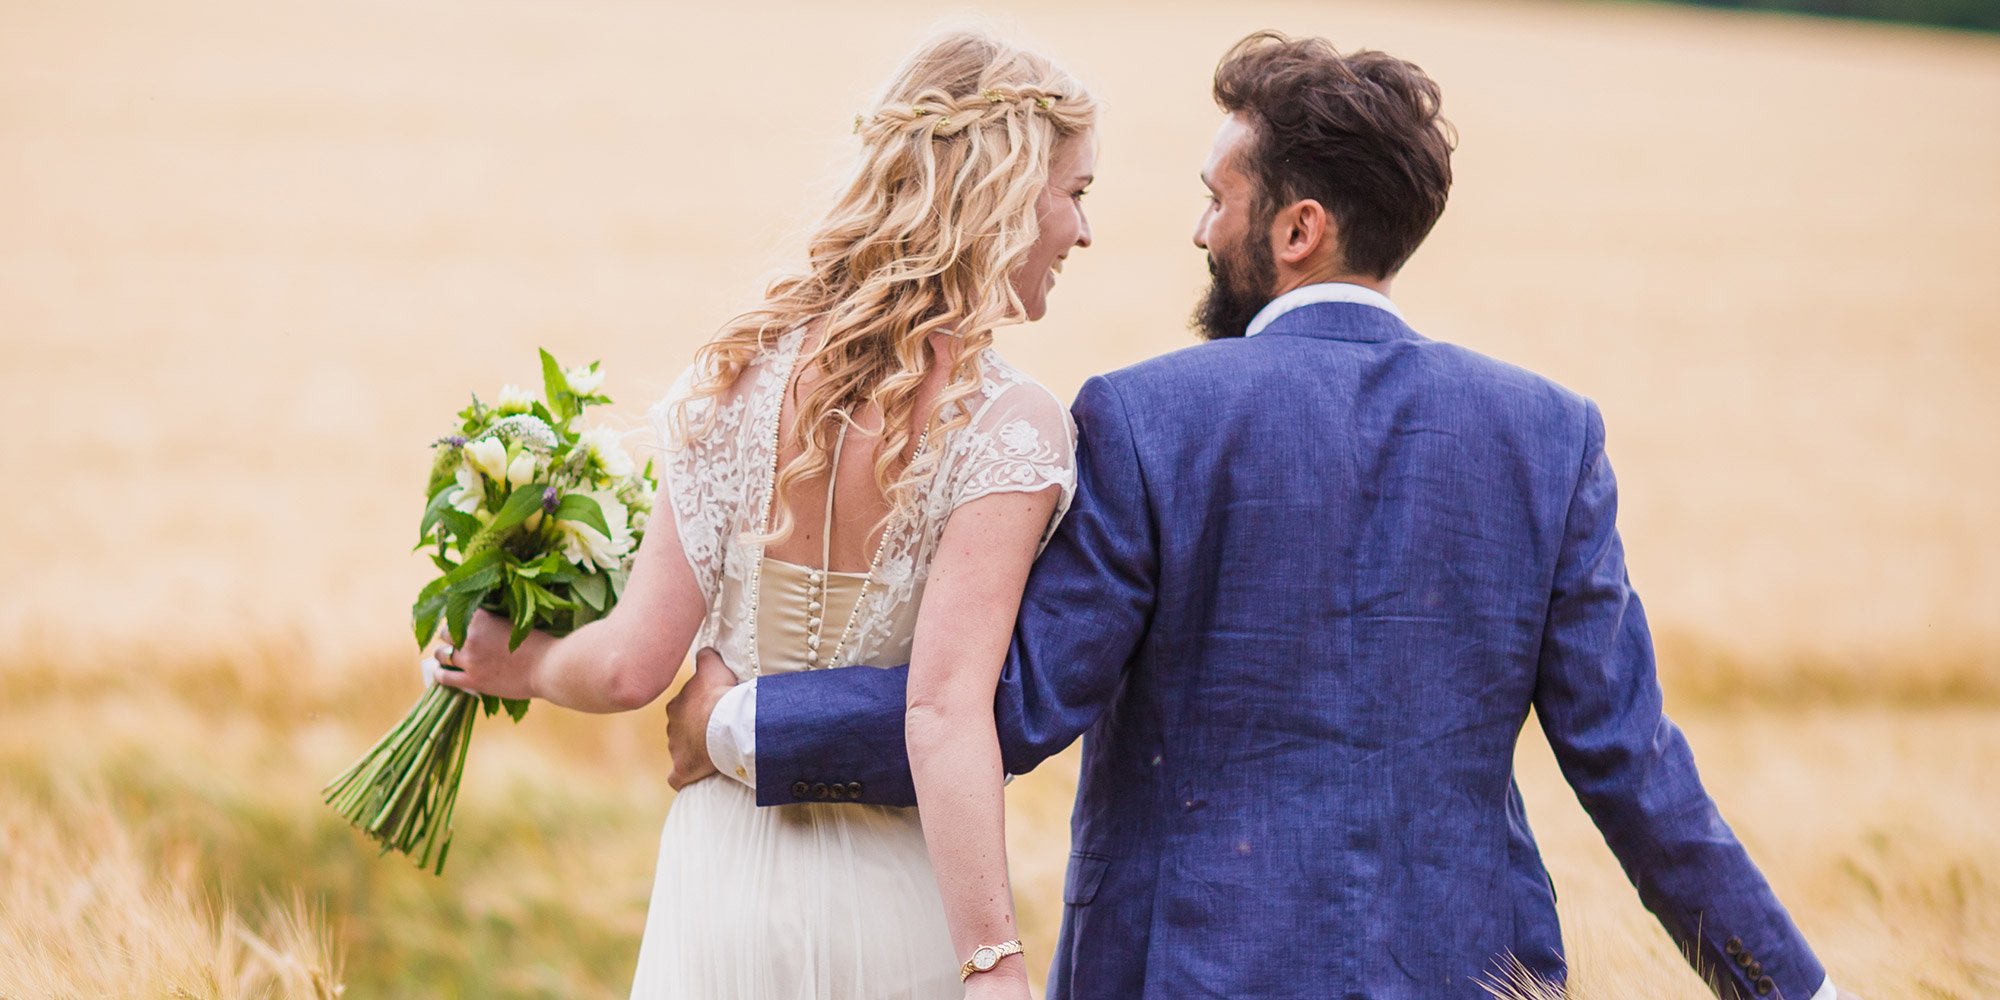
top-left (959, 939), bottom-right (1024, 981)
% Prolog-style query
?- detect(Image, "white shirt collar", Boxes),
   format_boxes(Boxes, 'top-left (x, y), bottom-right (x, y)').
top-left (1243, 282), bottom-right (1403, 337)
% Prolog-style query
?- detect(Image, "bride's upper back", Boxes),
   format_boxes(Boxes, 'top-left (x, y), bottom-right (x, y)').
top-left (761, 328), bottom-right (956, 573)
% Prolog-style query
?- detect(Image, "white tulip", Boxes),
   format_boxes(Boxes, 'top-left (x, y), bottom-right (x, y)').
top-left (566, 365), bottom-right (605, 396)
top-left (448, 463), bottom-right (485, 513)
top-left (464, 437), bottom-right (509, 482)
top-left (506, 452), bottom-right (539, 489)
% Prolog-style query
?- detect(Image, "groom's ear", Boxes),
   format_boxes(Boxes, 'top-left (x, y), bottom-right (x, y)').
top-left (1274, 198), bottom-right (1339, 270)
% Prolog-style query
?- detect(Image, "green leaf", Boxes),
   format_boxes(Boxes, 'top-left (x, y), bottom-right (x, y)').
top-left (503, 697), bottom-right (530, 723)
top-left (487, 482), bottom-right (547, 536)
top-left (418, 486), bottom-right (457, 542)
top-left (439, 509), bottom-right (481, 542)
top-left (411, 590), bottom-right (448, 648)
top-left (481, 694), bottom-right (501, 717)
top-left (442, 546), bottom-right (506, 587)
top-left (444, 585), bottom-right (482, 647)
top-left (540, 348), bottom-right (577, 423)
top-left (571, 599), bottom-right (599, 630)
top-left (522, 579), bottom-right (571, 611)
top-left (571, 571), bottom-right (609, 612)
top-left (552, 493), bottom-right (611, 540)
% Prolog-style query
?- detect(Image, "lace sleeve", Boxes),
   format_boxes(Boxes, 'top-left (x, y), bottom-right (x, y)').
top-left (948, 378), bottom-right (1078, 549)
top-left (646, 362), bottom-right (741, 609)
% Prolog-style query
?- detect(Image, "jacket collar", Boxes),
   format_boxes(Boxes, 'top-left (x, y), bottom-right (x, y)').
top-left (1254, 301), bottom-right (1422, 344)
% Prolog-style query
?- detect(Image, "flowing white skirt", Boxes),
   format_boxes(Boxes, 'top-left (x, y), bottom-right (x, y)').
top-left (628, 776), bottom-right (960, 999)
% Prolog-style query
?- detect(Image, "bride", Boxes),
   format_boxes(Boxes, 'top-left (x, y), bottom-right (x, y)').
top-left (426, 30), bottom-right (1098, 999)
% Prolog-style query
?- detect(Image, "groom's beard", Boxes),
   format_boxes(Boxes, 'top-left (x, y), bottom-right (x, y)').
top-left (1192, 229), bottom-right (1277, 341)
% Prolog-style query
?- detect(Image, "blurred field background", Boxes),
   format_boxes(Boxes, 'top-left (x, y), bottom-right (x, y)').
top-left (3, 0), bottom-right (1996, 996)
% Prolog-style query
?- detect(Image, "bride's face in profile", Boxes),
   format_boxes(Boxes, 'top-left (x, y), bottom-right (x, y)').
top-left (1011, 133), bottom-right (1097, 323)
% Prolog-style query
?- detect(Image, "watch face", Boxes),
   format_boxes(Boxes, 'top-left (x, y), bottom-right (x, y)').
top-left (973, 947), bottom-right (998, 970)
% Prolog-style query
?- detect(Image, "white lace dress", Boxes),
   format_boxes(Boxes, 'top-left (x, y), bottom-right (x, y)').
top-left (629, 330), bottom-right (1076, 999)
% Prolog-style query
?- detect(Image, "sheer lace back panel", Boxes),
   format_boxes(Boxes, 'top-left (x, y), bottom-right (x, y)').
top-left (648, 330), bottom-right (1077, 680)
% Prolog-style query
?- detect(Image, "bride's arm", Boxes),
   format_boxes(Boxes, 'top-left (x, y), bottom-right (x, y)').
top-left (905, 484), bottom-right (1062, 993)
top-left (436, 510), bottom-right (707, 714)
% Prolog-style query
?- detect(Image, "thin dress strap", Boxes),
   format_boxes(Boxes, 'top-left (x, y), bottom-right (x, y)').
top-left (820, 416), bottom-right (849, 574)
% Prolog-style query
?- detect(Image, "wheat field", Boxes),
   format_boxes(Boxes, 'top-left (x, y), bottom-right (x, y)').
top-left (2, 0), bottom-right (1996, 997)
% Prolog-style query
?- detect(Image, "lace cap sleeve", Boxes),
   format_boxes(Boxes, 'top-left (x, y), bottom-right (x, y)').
top-left (947, 374), bottom-right (1078, 548)
top-left (646, 362), bottom-right (736, 608)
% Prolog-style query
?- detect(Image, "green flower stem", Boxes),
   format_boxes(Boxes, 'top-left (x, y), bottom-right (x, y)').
top-left (367, 692), bottom-right (465, 833)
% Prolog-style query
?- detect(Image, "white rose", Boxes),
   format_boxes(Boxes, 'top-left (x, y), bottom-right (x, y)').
top-left (566, 365), bottom-right (605, 396)
top-left (464, 437), bottom-right (509, 482)
top-left (556, 488), bottom-right (635, 571)
top-left (496, 383), bottom-right (539, 415)
top-left (506, 452), bottom-right (539, 489)
top-left (579, 427), bottom-right (635, 480)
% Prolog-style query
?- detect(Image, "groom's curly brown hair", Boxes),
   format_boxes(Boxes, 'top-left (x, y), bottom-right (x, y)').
top-left (1214, 31), bottom-right (1456, 279)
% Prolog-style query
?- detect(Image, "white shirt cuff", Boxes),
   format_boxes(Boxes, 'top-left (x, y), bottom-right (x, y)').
top-left (706, 678), bottom-right (757, 788)
top-left (1809, 975), bottom-right (1836, 1000)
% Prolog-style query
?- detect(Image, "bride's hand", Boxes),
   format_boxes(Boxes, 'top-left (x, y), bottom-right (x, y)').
top-left (427, 608), bottom-right (547, 701)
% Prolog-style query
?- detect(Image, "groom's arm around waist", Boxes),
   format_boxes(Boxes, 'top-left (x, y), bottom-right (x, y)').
top-left (1536, 398), bottom-right (1830, 1000)
top-left (740, 374), bottom-right (1159, 807)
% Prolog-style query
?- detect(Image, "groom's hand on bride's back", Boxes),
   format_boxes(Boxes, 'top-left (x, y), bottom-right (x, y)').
top-left (663, 647), bottom-right (738, 790)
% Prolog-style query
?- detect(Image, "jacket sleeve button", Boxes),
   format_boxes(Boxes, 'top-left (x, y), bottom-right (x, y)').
top-left (811, 782), bottom-right (829, 800)
top-left (1747, 961), bottom-right (1762, 978)
top-left (791, 781), bottom-right (810, 800)
top-left (848, 781), bottom-right (864, 799)
top-left (1725, 937), bottom-right (1743, 957)
top-left (1755, 976), bottom-right (1774, 996)
top-left (828, 783), bottom-right (846, 801)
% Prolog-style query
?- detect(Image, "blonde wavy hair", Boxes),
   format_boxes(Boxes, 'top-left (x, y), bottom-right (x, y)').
top-left (673, 30), bottom-right (1096, 543)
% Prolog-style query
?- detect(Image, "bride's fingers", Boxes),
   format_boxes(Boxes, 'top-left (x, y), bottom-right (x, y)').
top-left (424, 645), bottom-right (474, 692)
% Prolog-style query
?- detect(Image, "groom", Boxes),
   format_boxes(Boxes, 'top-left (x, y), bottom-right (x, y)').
top-left (666, 31), bottom-right (1844, 1000)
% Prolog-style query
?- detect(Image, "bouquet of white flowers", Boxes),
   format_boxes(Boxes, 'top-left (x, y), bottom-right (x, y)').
top-left (324, 349), bottom-right (657, 874)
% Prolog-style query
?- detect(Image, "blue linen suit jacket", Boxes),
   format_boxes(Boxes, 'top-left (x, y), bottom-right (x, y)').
top-left (750, 302), bottom-right (1826, 999)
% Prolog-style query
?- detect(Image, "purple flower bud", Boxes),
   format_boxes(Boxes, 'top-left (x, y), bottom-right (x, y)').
top-left (542, 486), bottom-right (559, 513)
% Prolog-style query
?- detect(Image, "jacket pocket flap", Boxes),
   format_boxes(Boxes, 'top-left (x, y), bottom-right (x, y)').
top-left (1063, 851), bottom-right (1111, 906)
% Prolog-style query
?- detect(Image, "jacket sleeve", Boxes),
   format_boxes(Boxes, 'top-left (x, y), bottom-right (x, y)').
top-left (1534, 399), bottom-right (1826, 1000)
top-left (753, 375), bottom-right (1157, 807)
